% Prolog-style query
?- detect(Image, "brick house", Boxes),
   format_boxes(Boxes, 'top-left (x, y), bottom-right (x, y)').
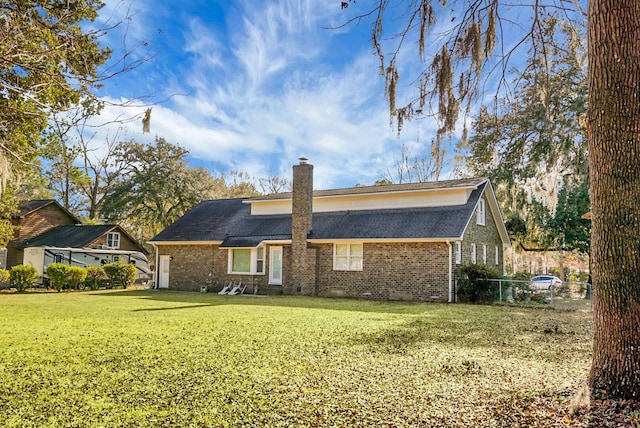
top-left (150, 160), bottom-right (510, 302)
top-left (5, 200), bottom-right (146, 272)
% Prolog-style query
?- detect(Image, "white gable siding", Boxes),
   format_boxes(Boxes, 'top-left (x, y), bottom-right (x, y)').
top-left (250, 188), bottom-right (471, 215)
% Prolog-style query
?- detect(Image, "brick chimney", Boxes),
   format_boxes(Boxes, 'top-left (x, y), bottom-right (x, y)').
top-left (292, 157), bottom-right (313, 238)
top-left (290, 157), bottom-right (315, 295)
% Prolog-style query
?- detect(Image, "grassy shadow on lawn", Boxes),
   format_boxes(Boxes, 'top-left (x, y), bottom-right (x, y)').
top-left (92, 288), bottom-right (442, 315)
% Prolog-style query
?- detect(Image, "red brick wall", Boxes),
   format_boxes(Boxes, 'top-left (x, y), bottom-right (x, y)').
top-left (155, 244), bottom-right (274, 294)
top-left (315, 242), bottom-right (451, 301)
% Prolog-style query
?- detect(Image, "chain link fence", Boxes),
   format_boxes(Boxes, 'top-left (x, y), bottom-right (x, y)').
top-left (493, 279), bottom-right (591, 310)
top-left (457, 278), bottom-right (592, 310)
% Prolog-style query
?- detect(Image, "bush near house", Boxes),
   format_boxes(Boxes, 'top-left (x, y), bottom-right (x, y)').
top-left (9, 264), bottom-right (39, 292)
top-left (103, 262), bottom-right (136, 289)
top-left (0, 268), bottom-right (9, 285)
top-left (67, 266), bottom-right (87, 290)
top-left (46, 263), bottom-right (71, 292)
top-left (457, 263), bottom-right (502, 303)
top-left (84, 265), bottom-right (106, 290)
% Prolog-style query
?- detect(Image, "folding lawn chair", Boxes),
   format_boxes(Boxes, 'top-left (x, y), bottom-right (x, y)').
top-left (227, 281), bottom-right (246, 295)
top-left (218, 282), bottom-right (232, 295)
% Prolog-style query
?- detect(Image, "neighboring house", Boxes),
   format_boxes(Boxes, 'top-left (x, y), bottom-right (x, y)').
top-left (6, 200), bottom-right (147, 273)
top-left (150, 160), bottom-right (510, 302)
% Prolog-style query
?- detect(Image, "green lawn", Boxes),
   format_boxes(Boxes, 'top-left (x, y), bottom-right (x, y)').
top-left (0, 290), bottom-right (592, 427)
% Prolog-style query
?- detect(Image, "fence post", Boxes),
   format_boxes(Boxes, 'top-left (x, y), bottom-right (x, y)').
top-left (550, 284), bottom-right (555, 306)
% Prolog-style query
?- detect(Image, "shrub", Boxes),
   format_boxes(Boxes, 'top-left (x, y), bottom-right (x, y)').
top-left (0, 268), bottom-right (9, 284)
top-left (68, 266), bottom-right (87, 290)
top-left (103, 262), bottom-right (137, 289)
top-left (46, 263), bottom-right (71, 292)
top-left (457, 263), bottom-right (502, 304)
top-left (85, 265), bottom-right (105, 290)
top-left (10, 264), bottom-right (39, 292)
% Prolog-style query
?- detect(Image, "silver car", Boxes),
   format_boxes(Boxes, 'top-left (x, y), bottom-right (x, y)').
top-left (529, 275), bottom-right (562, 290)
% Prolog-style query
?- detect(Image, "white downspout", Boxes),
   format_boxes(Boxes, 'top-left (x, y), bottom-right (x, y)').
top-left (152, 243), bottom-right (159, 289)
top-left (446, 240), bottom-right (453, 302)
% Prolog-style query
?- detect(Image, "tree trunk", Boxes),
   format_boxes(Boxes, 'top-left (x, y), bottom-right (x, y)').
top-left (588, 0), bottom-right (640, 399)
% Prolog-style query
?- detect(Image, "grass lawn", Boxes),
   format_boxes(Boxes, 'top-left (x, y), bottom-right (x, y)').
top-left (0, 290), bottom-right (594, 427)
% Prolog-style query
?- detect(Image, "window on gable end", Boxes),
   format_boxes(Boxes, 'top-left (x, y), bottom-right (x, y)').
top-left (495, 246), bottom-right (499, 265)
top-left (477, 199), bottom-right (486, 226)
top-left (455, 241), bottom-right (462, 264)
top-left (482, 244), bottom-right (487, 264)
top-left (107, 232), bottom-right (120, 249)
top-left (471, 243), bottom-right (477, 264)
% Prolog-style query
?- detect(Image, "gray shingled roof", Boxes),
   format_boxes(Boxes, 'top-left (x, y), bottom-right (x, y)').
top-left (16, 225), bottom-right (121, 249)
top-left (15, 200), bottom-right (55, 217)
top-left (151, 181), bottom-right (487, 245)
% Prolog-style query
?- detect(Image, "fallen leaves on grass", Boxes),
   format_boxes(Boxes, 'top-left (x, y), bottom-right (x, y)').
top-left (0, 291), bottom-right (596, 427)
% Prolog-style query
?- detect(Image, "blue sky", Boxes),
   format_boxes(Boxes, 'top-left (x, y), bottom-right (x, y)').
top-left (88, 0), bottom-right (447, 190)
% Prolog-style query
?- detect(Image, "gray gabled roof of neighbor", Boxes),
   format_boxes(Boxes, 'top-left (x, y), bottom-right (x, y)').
top-left (16, 225), bottom-right (125, 249)
top-left (151, 180), bottom-right (498, 246)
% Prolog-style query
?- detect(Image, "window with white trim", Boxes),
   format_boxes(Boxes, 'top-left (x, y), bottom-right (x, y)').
top-left (455, 241), bottom-right (462, 264)
top-left (228, 248), bottom-right (264, 274)
top-left (107, 232), bottom-right (120, 249)
top-left (333, 243), bottom-right (363, 271)
top-left (482, 244), bottom-right (487, 264)
top-left (477, 199), bottom-right (486, 226)
top-left (495, 246), bottom-right (499, 265)
top-left (471, 243), bottom-right (477, 264)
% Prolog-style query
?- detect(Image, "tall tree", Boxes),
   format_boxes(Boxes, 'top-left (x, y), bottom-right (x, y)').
top-left (101, 137), bottom-right (259, 241)
top-left (258, 176), bottom-right (291, 194)
top-left (343, 0), bottom-right (640, 399)
top-left (0, 0), bottom-right (111, 240)
top-left (382, 141), bottom-right (445, 184)
top-left (588, 0), bottom-right (640, 400)
top-left (43, 102), bottom-right (132, 221)
top-left (546, 179), bottom-right (590, 253)
top-left (0, 1), bottom-right (110, 171)
top-left (465, 18), bottom-right (588, 249)
top-left (77, 133), bottom-right (129, 221)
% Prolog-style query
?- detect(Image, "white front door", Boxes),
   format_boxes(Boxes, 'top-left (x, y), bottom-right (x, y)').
top-left (158, 255), bottom-right (170, 288)
top-left (269, 246), bottom-right (283, 285)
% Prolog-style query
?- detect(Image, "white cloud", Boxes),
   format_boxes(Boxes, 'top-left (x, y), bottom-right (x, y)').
top-left (90, 0), bottom-right (451, 191)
